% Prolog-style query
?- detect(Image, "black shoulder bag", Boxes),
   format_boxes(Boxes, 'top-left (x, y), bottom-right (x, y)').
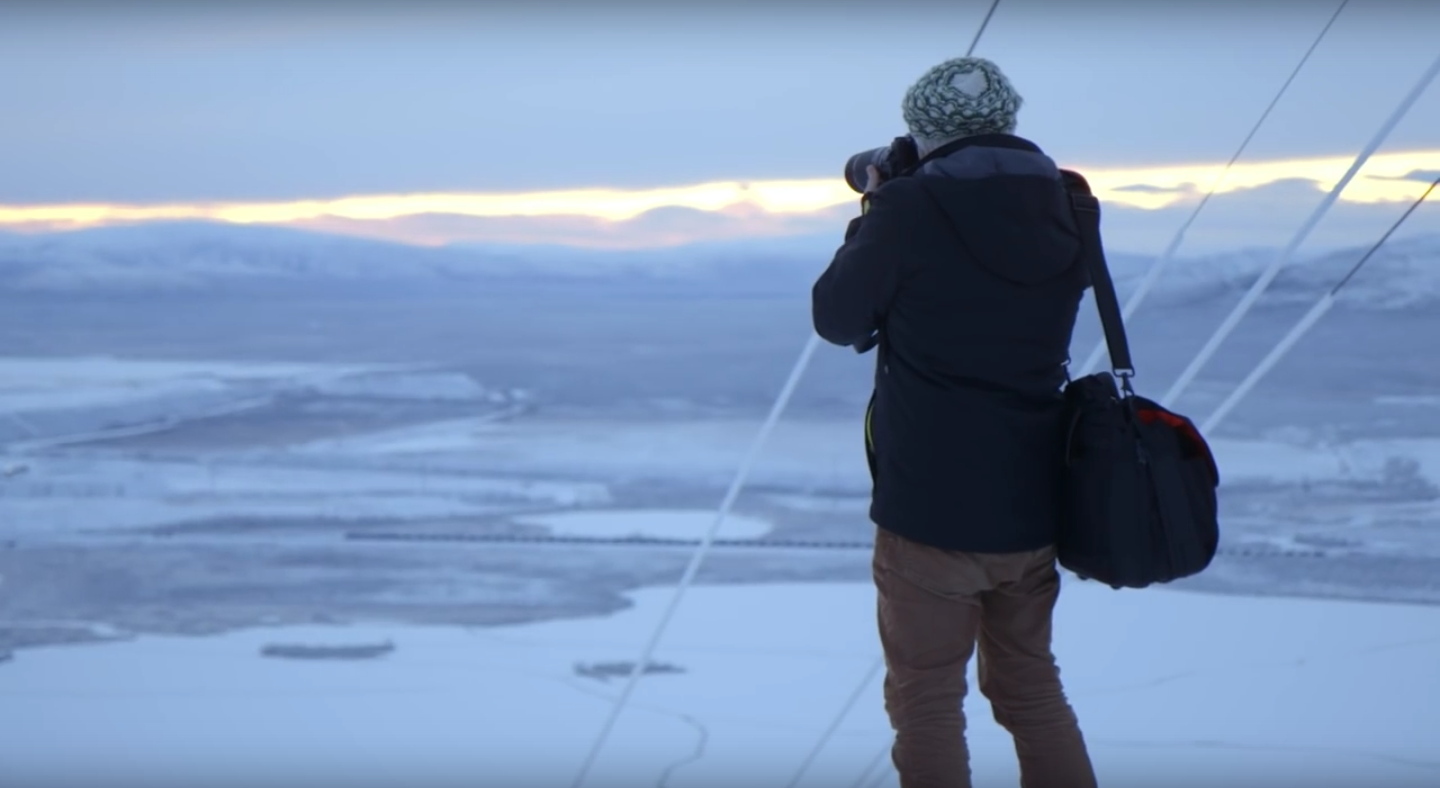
top-left (1057, 169), bottom-right (1222, 589)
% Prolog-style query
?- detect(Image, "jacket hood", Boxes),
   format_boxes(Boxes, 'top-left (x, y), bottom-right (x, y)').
top-left (912, 135), bottom-right (1083, 286)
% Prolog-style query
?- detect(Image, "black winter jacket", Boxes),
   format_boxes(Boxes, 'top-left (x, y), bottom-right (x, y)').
top-left (812, 134), bottom-right (1090, 553)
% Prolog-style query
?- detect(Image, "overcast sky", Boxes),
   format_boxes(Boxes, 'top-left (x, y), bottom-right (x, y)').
top-left (0, 0), bottom-right (1436, 252)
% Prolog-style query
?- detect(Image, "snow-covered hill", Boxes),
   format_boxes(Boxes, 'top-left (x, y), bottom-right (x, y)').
top-left (0, 222), bottom-right (833, 295)
top-left (1106, 234), bottom-right (1440, 310)
top-left (1, 221), bottom-right (1436, 309)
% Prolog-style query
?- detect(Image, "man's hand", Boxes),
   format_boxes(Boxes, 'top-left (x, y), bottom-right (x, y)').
top-left (864, 164), bottom-right (884, 194)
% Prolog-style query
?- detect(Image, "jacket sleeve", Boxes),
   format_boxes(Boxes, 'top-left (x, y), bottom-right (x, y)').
top-left (811, 186), bottom-right (909, 348)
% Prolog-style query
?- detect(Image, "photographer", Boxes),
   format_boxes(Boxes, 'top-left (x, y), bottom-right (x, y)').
top-left (812, 57), bottom-right (1098, 788)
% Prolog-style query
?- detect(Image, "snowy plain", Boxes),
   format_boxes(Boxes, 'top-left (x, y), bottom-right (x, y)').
top-left (1, 226), bottom-right (1439, 785)
top-left (1, 580), bottom-right (1438, 787)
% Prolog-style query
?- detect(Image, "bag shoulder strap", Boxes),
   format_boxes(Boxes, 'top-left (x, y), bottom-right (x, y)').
top-left (1059, 169), bottom-right (1135, 379)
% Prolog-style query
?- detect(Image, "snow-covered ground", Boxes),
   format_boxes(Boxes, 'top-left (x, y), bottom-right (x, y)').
top-left (292, 415), bottom-right (874, 490)
top-left (280, 414), bottom-right (1440, 558)
top-left (0, 338), bottom-right (1435, 784)
top-left (0, 356), bottom-right (383, 414)
top-left (1, 579), bottom-right (1436, 787)
top-left (0, 355), bottom-right (524, 456)
top-left (289, 412), bottom-right (1440, 491)
top-left (10, 417), bottom-right (1439, 555)
top-left (4, 358), bottom-right (1439, 559)
top-left (0, 211), bottom-right (1437, 786)
top-left (513, 509), bottom-right (773, 540)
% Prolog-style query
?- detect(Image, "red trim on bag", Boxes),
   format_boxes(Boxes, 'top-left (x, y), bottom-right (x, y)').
top-left (1136, 406), bottom-right (1220, 484)
top-left (1137, 408), bottom-right (1187, 430)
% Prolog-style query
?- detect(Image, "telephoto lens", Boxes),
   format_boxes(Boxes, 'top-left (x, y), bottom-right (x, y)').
top-left (844, 147), bottom-right (890, 193)
top-left (843, 136), bottom-right (919, 193)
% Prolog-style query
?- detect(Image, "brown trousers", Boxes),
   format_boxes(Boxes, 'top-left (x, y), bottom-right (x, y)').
top-left (874, 527), bottom-right (1097, 788)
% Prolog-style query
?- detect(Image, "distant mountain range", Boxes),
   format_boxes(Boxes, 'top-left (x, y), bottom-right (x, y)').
top-left (0, 221), bottom-right (1436, 310)
top-left (0, 222), bottom-right (836, 296)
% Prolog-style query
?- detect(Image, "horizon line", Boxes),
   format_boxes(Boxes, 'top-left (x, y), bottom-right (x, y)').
top-left (1, 148), bottom-right (1437, 248)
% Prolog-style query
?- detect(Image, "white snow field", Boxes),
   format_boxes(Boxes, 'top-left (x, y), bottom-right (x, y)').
top-left (0, 355), bottom-right (524, 463)
top-left (6, 403), bottom-right (1440, 558)
top-left (513, 509), bottom-right (774, 540)
top-left (1, 579), bottom-right (1437, 787)
top-left (293, 412), bottom-right (1440, 492)
top-left (2, 353), bottom-right (1439, 786)
top-left (0, 454), bottom-right (612, 537)
top-left (0, 356), bottom-right (389, 448)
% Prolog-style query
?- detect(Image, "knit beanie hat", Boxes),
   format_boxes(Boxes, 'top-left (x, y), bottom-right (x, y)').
top-left (902, 57), bottom-right (1023, 150)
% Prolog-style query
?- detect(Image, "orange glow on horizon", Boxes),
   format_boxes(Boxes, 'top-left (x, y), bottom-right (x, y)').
top-left (2, 149), bottom-right (1437, 243)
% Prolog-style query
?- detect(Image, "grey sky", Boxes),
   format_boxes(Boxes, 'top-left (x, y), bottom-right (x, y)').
top-left (1, 0), bottom-right (1437, 203)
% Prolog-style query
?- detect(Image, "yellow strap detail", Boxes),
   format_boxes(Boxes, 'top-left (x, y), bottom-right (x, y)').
top-left (864, 399), bottom-right (875, 452)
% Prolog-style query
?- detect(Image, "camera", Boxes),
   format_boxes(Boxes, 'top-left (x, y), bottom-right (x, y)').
top-left (842, 135), bottom-right (921, 354)
top-left (843, 135), bottom-right (920, 194)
